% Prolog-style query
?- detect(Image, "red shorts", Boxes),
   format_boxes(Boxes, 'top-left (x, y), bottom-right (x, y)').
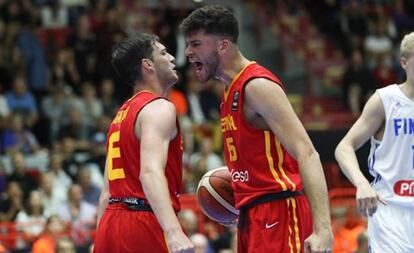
top-left (237, 195), bottom-right (312, 253)
top-left (93, 204), bottom-right (169, 253)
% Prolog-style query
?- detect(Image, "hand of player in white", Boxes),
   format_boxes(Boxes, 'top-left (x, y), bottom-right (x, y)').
top-left (165, 229), bottom-right (195, 253)
top-left (356, 182), bottom-right (387, 217)
top-left (304, 228), bottom-right (333, 253)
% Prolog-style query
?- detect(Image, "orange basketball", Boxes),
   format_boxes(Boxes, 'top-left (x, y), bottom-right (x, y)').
top-left (196, 167), bottom-right (239, 223)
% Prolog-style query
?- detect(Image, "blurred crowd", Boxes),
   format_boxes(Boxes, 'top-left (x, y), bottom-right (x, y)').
top-left (0, 0), bottom-right (413, 253)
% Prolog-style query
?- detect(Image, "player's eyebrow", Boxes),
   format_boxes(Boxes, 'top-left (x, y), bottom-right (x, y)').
top-left (187, 39), bottom-right (201, 45)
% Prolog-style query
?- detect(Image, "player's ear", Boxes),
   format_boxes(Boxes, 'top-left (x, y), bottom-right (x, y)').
top-left (401, 57), bottom-right (407, 70)
top-left (218, 39), bottom-right (230, 55)
top-left (141, 58), bottom-right (154, 73)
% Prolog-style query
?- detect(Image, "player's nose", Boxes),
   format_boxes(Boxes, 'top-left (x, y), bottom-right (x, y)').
top-left (185, 45), bottom-right (192, 57)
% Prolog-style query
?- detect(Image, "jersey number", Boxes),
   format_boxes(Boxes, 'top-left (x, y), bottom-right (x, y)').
top-left (107, 131), bottom-right (125, 180)
top-left (226, 137), bottom-right (238, 162)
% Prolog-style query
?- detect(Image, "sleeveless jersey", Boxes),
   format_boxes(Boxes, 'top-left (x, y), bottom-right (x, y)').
top-left (220, 62), bottom-right (303, 208)
top-left (368, 84), bottom-right (414, 207)
top-left (106, 91), bottom-right (183, 211)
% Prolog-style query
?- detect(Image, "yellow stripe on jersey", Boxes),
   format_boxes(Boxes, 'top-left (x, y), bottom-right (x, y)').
top-left (164, 233), bottom-right (171, 253)
top-left (275, 138), bottom-right (297, 191)
top-left (291, 198), bottom-right (301, 253)
top-left (265, 131), bottom-right (287, 191)
top-left (287, 199), bottom-right (294, 253)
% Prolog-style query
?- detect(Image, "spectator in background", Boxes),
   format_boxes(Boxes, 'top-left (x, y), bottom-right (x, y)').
top-left (58, 183), bottom-right (96, 224)
top-left (190, 233), bottom-right (211, 253)
top-left (57, 184), bottom-right (96, 248)
top-left (87, 0), bottom-right (107, 33)
top-left (39, 172), bottom-right (66, 216)
top-left (78, 81), bottom-right (103, 127)
top-left (364, 19), bottom-right (394, 69)
top-left (0, 93), bottom-right (10, 118)
top-left (50, 48), bottom-right (81, 94)
top-left (41, 84), bottom-right (71, 144)
top-left (5, 75), bottom-right (38, 128)
top-left (190, 137), bottom-right (223, 172)
top-left (95, 7), bottom-right (125, 79)
top-left (76, 166), bottom-right (100, 205)
top-left (169, 87), bottom-right (188, 117)
top-left (339, 0), bottom-right (368, 40)
top-left (373, 55), bottom-right (397, 88)
top-left (1, 113), bottom-right (40, 154)
top-left (48, 151), bottom-right (72, 198)
top-left (0, 242), bottom-right (8, 253)
top-left (31, 214), bottom-right (64, 253)
top-left (342, 50), bottom-right (376, 114)
top-left (0, 181), bottom-right (24, 222)
top-left (60, 137), bottom-right (82, 181)
top-left (6, 152), bottom-right (39, 200)
top-left (88, 115), bottom-right (110, 170)
top-left (355, 231), bottom-right (368, 253)
top-left (331, 206), bottom-right (365, 253)
top-left (185, 69), bottom-right (207, 125)
top-left (58, 107), bottom-right (91, 151)
top-left (98, 78), bottom-right (119, 117)
top-left (15, 12), bottom-right (49, 97)
top-left (40, 0), bottom-right (68, 28)
top-left (56, 237), bottom-right (76, 253)
top-left (178, 209), bottom-right (199, 237)
top-left (66, 14), bottom-right (97, 82)
top-left (392, 0), bottom-right (414, 40)
top-left (16, 190), bottom-right (47, 239)
top-left (0, 161), bottom-right (7, 194)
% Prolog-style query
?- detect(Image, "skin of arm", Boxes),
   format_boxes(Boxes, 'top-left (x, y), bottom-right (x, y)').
top-left (137, 99), bottom-right (193, 252)
top-left (244, 78), bottom-right (333, 249)
top-left (335, 92), bottom-right (386, 216)
top-left (96, 162), bottom-right (109, 227)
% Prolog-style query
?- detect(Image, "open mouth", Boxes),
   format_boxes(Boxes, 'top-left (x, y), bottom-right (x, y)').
top-left (194, 62), bottom-right (203, 72)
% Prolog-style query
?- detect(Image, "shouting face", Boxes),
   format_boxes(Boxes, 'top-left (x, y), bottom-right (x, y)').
top-left (185, 31), bottom-right (220, 83)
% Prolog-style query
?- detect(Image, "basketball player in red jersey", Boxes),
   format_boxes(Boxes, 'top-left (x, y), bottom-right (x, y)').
top-left (181, 6), bottom-right (333, 253)
top-left (93, 34), bottom-right (194, 253)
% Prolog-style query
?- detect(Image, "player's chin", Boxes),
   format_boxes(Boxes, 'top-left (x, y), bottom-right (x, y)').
top-left (169, 72), bottom-right (179, 84)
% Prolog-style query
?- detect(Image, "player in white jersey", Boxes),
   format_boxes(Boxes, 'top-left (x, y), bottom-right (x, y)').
top-left (335, 32), bottom-right (414, 253)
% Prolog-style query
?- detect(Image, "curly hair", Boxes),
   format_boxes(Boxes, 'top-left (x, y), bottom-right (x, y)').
top-left (180, 5), bottom-right (239, 43)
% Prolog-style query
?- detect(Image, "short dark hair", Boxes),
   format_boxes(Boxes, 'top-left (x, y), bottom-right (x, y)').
top-left (111, 33), bottom-right (159, 86)
top-left (180, 5), bottom-right (239, 43)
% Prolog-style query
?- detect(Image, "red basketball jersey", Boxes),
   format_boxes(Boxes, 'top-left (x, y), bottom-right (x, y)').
top-left (221, 62), bottom-right (303, 208)
top-left (106, 91), bottom-right (182, 211)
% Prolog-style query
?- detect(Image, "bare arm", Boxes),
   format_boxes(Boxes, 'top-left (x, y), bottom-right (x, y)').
top-left (137, 99), bottom-right (193, 253)
top-left (245, 79), bottom-right (332, 251)
top-left (96, 162), bottom-right (109, 227)
top-left (335, 92), bottom-right (386, 216)
top-left (335, 92), bottom-right (384, 186)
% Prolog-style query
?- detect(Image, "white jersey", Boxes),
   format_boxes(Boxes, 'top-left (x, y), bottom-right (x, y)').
top-left (368, 84), bottom-right (414, 207)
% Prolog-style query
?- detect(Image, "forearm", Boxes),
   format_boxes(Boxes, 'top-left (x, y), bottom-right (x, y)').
top-left (140, 169), bottom-right (182, 234)
top-left (96, 190), bottom-right (109, 226)
top-left (298, 151), bottom-right (331, 232)
top-left (335, 143), bottom-right (370, 187)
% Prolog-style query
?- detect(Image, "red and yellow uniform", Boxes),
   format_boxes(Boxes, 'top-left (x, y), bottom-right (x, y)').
top-left (221, 62), bottom-right (312, 253)
top-left (94, 91), bottom-right (182, 253)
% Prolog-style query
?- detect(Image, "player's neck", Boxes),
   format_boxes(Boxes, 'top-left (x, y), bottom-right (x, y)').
top-left (400, 80), bottom-right (414, 100)
top-left (215, 52), bottom-right (251, 88)
top-left (134, 79), bottom-right (169, 97)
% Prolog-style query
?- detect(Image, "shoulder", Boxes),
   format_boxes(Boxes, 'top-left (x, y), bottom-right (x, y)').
top-left (140, 98), bottom-right (176, 119)
top-left (244, 78), bottom-right (284, 97)
top-left (361, 92), bottom-right (385, 119)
